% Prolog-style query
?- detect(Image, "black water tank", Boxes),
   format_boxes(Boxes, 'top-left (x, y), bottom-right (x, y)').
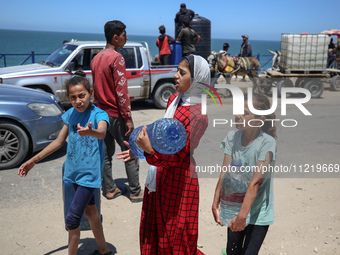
top-left (175, 14), bottom-right (211, 60)
top-left (190, 14), bottom-right (211, 60)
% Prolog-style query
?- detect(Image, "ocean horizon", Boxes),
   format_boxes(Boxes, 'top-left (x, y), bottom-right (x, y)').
top-left (0, 29), bottom-right (281, 69)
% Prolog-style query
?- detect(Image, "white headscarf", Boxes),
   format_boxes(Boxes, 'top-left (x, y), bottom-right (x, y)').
top-left (164, 54), bottom-right (211, 118)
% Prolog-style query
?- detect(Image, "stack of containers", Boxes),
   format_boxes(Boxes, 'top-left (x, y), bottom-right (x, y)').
top-left (279, 33), bottom-right (330, 72)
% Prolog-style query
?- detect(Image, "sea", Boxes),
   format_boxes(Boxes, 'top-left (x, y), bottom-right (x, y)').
top-left (0, 29), bottom-right (281, 70)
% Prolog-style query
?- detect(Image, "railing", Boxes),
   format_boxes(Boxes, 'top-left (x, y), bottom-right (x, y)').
top-left (0, 52), bottom-right (50, 67)
top-left (256, 53), bottom-right (275, 73)
top-left (0, 51), bottom-right (275, 71)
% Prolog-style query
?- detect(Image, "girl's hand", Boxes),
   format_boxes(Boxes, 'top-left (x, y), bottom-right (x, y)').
top-left (18, 160), bottom-right (36, 177)
top-left (136, 126), bottom-right (154, 155)
top-left (117, 141), bottom-right (138, 165)
top-left (212, 205), bottom-right (223, 226)
top-left (77, 122), bottom-right (92, 137)
top-left (229, 215), bottom-right (246, 232)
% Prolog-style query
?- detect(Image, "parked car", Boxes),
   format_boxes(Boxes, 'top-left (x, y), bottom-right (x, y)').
top-left (0, 41), bottom-right (178, 109)
top-left (0, 84), bottom-right (64, 170)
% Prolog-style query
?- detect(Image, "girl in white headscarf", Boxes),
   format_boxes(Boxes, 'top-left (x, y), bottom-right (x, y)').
top-left (134, 54), bottom-right (210, 254)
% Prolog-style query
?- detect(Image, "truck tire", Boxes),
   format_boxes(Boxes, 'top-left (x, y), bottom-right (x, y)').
top-left (304, 80), bottom-right (324, 98)
top-left (153, 82), bottom-right (176, 109)
top-left (0, 121), bottom-right (29, 170)
top-left (276, 79), bottom-right (293, 98)
top-left (330, 75), bottom-right (340, 91)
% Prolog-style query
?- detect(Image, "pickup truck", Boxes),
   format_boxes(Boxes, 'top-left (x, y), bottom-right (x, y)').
top-left (0, 41), bottom-right (178, 108)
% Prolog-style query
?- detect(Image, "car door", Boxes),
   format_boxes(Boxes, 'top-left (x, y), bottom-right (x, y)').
top-left (118, 47), bottom-right (145, 99)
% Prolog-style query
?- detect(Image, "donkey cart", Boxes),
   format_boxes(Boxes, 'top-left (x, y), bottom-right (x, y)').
top-left (256, 69), bottom-right (340, 98)
top-left (255, 33), bottom-right (340, 98)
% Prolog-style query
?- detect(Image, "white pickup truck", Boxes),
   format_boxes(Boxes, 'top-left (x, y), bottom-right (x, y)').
top-left (0, 41), bottom-right (178, 108)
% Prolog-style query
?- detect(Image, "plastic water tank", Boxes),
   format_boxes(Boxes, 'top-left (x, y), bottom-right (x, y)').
top-left (190, 14), bottom-right (211, 60)
top-left (170, 41), bottom-right (182, 65)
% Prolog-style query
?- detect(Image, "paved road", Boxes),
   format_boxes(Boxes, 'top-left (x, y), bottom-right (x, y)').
top-left (0, 79), bottom-right (339, 254)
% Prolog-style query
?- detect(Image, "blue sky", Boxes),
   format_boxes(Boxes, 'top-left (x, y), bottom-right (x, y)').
top-left (1, 0), bottom-right (339, 41)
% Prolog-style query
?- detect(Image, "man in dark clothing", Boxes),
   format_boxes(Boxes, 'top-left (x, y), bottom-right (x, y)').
top-left (236, 34), bottom-right (252, 81)
top-left (222, 42), bottom-right (230, 56)
top-left (176, 21), bottom-right (201, 57)
top-left (175, 3), bottom-right (195, 38)
top-left (238, 34), bottom-right (253, 57)
top-left (156, 25), bottom-right (175, 65)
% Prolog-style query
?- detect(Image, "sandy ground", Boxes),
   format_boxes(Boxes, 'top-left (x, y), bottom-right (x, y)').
top-left (1, 76), bottom-right (339, 255)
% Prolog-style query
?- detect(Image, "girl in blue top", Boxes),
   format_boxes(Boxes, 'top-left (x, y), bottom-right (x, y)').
top-left (212, 92), bottom-right (277, 255)
top-left (18, 71), bottom-right (112, 255)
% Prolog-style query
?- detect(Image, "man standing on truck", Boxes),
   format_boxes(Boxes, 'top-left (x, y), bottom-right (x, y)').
top-left (176, 21), bottom-right (201, 57)
top-left (175, 3), bottom-right (195, 38)
top-left (156, 25), bottom-right (176, 65)
top-left (91, 20), bottom-right (143, 203)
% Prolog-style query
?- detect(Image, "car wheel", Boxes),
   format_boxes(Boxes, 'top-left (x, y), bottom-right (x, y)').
top-left (153, 82), bottom-right (176, 109)
top-left (0, 121), bottom-right (29, 170)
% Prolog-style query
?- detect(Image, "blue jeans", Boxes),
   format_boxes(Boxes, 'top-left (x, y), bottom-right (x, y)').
top-left (103, 117), bottom-right (141, 196)
top-left (65, 184), bottom-right (95, 230)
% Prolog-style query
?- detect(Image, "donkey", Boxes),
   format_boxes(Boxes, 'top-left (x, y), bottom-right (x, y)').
top-left (215, 53), bottom-right (260, 80)
top-left (268, 49), bottom-right (281, 70)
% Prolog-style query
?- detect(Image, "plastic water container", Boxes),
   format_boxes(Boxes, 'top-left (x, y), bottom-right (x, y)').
top-left (62, 165), bottom-right (101, 231)
top-left (170, 41), bottom-right (182, 65)
top-left (220, 159), bottom-right (251, 227)
top-left (129, 118), bottom-right (187, 160)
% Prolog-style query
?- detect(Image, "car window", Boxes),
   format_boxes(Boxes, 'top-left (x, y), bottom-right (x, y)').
top-left (118, 47), bottom-right (136, 69)
top-left (136, 47), bottom-right (143, 68)
top-left (45, 44), bottom-right (77, 66)
top-left (82, 48), bottom-right (103, 70)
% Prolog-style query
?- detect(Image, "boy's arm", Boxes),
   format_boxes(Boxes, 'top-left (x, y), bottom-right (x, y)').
top-left (113, 56), bottom-right (132, 123)
top-left (113, 55), bottom-right (133, 135)
top-left (77, 120), bottom-right (107, 139)
top-left (18, 125), bottom-right (69, 176)
top-left (229, 151), bottom-right (273, 231)
top-left (194, 34), bottom-right (201, 45)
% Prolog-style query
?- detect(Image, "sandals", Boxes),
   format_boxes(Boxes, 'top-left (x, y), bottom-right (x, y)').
top-left (90, 250), bottom-right (113, 255)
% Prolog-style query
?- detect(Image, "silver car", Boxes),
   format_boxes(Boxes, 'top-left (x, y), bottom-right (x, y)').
top-left (0, 84), bottom-right (64, 170)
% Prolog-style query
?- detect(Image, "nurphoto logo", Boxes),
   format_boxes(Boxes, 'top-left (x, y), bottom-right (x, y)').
top-left (199, 83), bottom-right (312, 128)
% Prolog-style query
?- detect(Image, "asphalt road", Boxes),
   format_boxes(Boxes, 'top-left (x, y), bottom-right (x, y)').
top-left (1, 81), bottom-right (339, 207)
top-left (0, 79), bottom-right (339, 254)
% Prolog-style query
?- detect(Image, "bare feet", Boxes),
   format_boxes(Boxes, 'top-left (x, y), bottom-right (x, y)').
top-left (105, 187), bottom-right (121, 200)
top-left (130, 189), bottom-right (144, 203)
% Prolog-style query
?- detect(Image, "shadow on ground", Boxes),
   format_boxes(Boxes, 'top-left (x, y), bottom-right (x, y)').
top-left (44, 237), bottom-right (117, 254)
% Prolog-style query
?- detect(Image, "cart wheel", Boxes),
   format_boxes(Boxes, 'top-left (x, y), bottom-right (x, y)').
top-left (257, 78), bottom-right (272, 95)
top-left (304, 80), bottom-right (324, 98)
top-left (330, 75), bottom-right (340, 91)
top-left (277, 79), bottom-right (293, 98)
top-left (295, 78), bottom-right (308, 88)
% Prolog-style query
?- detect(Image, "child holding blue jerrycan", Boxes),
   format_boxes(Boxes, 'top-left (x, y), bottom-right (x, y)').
top-left (212, 92), bottom-right (277, 255)
top-left (18, 71), bottom-right (112, 255)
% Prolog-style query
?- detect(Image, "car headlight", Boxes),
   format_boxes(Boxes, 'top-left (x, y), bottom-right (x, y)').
top-left (27, 103), bottom-right (63, 117)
